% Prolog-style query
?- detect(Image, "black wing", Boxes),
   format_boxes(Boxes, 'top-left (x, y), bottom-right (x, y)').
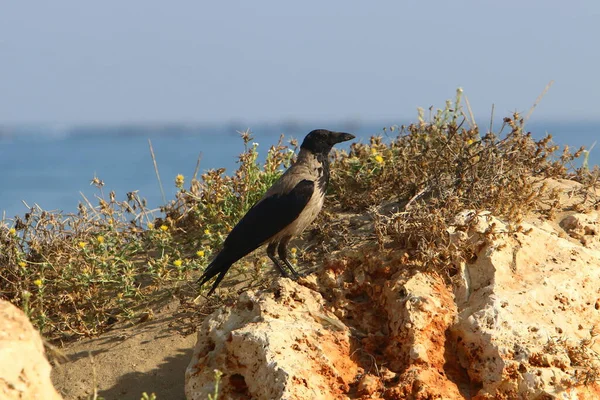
top-left (221, 179), bottom-right (315, 260)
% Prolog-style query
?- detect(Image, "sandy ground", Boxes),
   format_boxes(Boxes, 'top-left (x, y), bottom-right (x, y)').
top-left (48, 263), bottom-right (273, 400)
top-left (51, 296), bottom-right (200, 400)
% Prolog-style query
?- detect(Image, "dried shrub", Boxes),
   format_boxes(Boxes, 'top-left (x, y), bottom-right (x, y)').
top-left (329, 96), bottom-right (597, 275)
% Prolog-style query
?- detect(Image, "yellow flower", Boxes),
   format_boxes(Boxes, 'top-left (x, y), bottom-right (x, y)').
top-left (78, 241), bottom-right (87, 249)
top-left (290, 247), bottom-right (298, 255)
top-left (175, 174), bottom-right (185, 187)
top-left (160, 225), bottom-right (168, 232)
top-left (370, 148), bottom-right (378, 155)
top-left (173, 259), bottom-right (183, 267)
top-left (8, 228), bottom-right (16, 235)
top-left (33, 279), bottom-right (43, 287)
top-left (196, 250), bottom-right (205, 257)
top-left (375, 155), bottom-right (384, 164)
top-left (18, 261), bottom-right (27, 268)
top-left (466, 139), bottom-right (474, 145)
top-left (147, 222), bottom-right (154, 230)
top-left (97, 236), bottom-right (105, 244)
top-left (204, 229), bottom-right (211, 235)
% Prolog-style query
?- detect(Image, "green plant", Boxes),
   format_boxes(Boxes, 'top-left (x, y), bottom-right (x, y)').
top-left (208, 369), bottom-right (223, 400)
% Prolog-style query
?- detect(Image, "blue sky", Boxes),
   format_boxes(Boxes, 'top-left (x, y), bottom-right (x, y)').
top-left (1, 1), bottom-right (598, 125)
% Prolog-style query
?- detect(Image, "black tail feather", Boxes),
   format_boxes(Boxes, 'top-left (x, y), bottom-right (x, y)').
top-left (205, 270), bottom-right (228, 296)
top-left (197, 250), bottom-right (235, 296)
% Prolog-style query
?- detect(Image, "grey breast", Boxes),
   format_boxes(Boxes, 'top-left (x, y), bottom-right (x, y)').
top-left (267, 150), bottom-right (326, 241)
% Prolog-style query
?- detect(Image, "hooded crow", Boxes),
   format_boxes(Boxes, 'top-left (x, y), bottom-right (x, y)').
top-left (197, 129), bottom-right (355, 296)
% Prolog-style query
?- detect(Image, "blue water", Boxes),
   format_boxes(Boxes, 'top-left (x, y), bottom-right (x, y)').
top-left (0, 120), bottom-right (598, 219)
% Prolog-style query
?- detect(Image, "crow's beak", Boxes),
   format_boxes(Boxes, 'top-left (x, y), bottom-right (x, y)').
top-left (335, 132), bottom-right (356, 143)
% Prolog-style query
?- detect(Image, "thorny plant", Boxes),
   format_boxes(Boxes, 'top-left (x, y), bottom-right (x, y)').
top-left (1, 96), bottom-right (598, 344)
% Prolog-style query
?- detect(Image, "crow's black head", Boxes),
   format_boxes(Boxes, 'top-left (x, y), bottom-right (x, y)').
top-left (300, 129), bottom-right (355, 154)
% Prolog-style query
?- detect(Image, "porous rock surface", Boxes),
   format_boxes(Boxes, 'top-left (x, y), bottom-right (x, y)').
top-left (0, 299), bottom-right (63, 400)
top-left (450, 210), bottom-right (600, 399)
top-left (187, 191), bottom-right (600, 399)
top-left (185, 280), bottom-right (358, 400)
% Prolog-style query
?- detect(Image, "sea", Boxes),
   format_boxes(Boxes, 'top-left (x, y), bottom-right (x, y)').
top-left (0, 120), bottom-right (598, 220)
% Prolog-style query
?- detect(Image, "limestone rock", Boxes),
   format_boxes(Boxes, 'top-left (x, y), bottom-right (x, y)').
top-left (560, 212), bottom-right (600, 249)
top-left (187, 265), bottom-right (462, 398)
top-left (0, 299), bottom-right (63, 400)
top-left (380, 272), bottom-right (463, 398)
top-left (453, 211), bottom-right (600, 399)
top-left (185, 279), bottom-right (358, 400)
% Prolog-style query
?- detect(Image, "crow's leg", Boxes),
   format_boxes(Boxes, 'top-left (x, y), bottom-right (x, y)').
top-left (267, 241), bottom-right (289, 277)
top-left (277, 236), bottom-right (300, 278)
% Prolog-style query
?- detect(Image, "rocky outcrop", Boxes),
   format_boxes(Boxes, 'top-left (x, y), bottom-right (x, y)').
top-left (187, 203), bottom-right (600, 399)
top-left (450, 210), bottom-right (600, 399)
top-left (185, 280), bottom-right (358, 400)
top-left (0, 300), bottom-right (63, 400)
top-left (380, 272), bottom-right (463, 398)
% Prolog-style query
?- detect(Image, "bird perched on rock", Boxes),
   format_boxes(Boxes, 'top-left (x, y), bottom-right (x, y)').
top-left (197, 129), bottom-right (355, 296)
